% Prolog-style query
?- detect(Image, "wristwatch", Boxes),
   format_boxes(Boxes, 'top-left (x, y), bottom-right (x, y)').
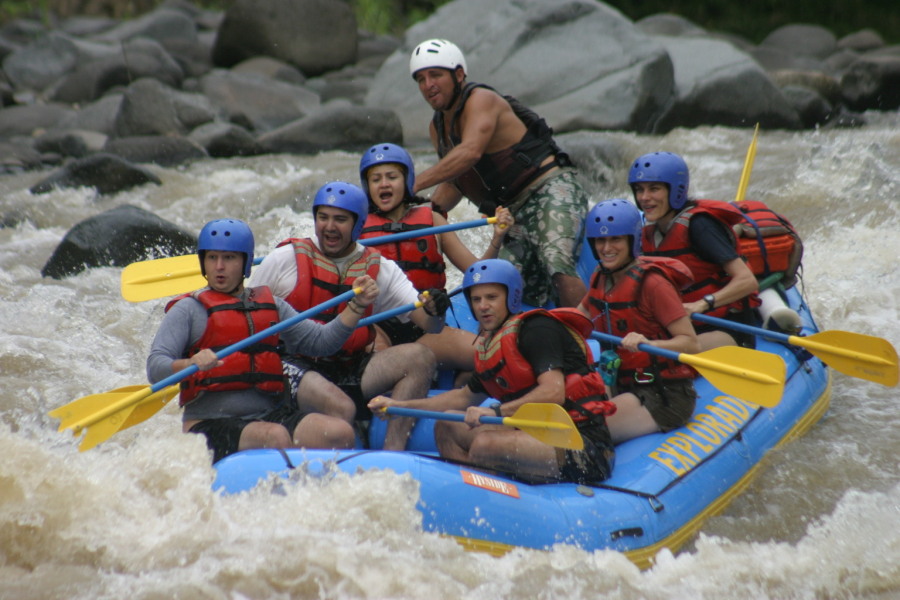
top-left (703, 294), bottom-right (716, 310)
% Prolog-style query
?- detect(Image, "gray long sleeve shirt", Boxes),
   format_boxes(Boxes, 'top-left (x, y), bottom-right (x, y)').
top-left (146, 288), bottom-right (354, 421)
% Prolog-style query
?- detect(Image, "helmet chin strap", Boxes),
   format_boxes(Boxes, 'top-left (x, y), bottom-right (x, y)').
top-left (447, 68), bottom-right (463, 109)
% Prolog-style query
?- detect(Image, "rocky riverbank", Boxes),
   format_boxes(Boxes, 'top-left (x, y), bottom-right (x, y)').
top-left (1, 0), bottom-right (898, 183)
top-left (2, 0), bottom-right (899, 277)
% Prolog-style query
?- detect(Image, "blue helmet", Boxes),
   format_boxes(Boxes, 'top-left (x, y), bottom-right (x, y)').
top-left (312, 181), bottom-right (368, 242)
top-left (198, 218), bottom-right (255, 278)
top-left (585, 199), bottom-right (643, 260)
top-left (628, 151), bottom-right (690, 210)
top-left (462, 259), bottom-right (523, 316)
top-left (359, 142), bottom-right (415, 201)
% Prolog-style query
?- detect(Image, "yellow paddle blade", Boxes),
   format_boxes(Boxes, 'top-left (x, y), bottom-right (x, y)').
top-left (734, 123), bottom-right (759, 203)
top-left (790, 330), bottom-right (898, 387)
top-left (73, 385), bottom-right (180, 452)
top-left (680, 346), bottom-right (786, 408)
top-left (50, 385), bottom-right (154, 445)
top-left (505, 403), bottom-right (583, 451)
top-left (121, 254), bottom-right (205, 302)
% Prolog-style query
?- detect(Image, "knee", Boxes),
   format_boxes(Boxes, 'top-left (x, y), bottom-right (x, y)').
top-left (295, 414), bottom-right (355, 449)
top-left (259, 423), bottom-right (293, 449)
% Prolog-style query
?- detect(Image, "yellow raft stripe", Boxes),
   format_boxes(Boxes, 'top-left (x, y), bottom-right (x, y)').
top-left (442, 371), bottom-right (832, 569)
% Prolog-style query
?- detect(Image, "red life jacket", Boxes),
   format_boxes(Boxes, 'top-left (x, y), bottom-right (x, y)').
top-left (276, 237), bottom-right (380, 361)
top-left (167, 287), bottom-right (285, 407)
top-left (360, 205), bottom-right (446, 291)
top-left (473, 308), bottom-right (616, 424)
top-left (585, 257), bottom-right (697, 384)
top-left (641, 200), bottom-right (760, 316)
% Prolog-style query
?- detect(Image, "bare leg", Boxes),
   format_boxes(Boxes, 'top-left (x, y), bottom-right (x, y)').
top-left (361, 343), bottom-right (436, 450)
top-left (291, 413), bottom-right (356, 449)
top-left (466, 428), bottom-right (561, 481)
top-left (553, 272), bottom-right (588, 307)
top-left (294, 370), bottom-right (357, 423)
top-left (238, 421), bottom-right (293, 452)
top-left (434, 419), bottom-right (477, 462)
top-left (604, 392), bottom-right (659, 444)
top-left (416, 327), bottom-right (476, 372)
top-left (697, 330), bottom-right (737, 351)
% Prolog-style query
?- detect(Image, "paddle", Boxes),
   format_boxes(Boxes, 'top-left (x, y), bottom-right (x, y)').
top-left (690, 313), bottom-right (898, 387)
top-left (734, 123), bottom-right (759, 203)
top-left (121, 217), bottom-right (497, 302)
top-left (590, 331), bottom-right (786, 408)
top-left (382, 403), bottom-right (583, 451)
top-left (49, 288), bottom-right (362, 451)
top-left (356, 286), bottom-right (462, 328)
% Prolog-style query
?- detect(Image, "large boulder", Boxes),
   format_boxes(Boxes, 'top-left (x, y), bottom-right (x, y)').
top-left (199, 69), bottom-right (320, 132)
top-left (651, 36), bottom-right (802, 131)
top-left (1, 30), bottom-right (112, 92)
top-left (29, 152), bottom-right (161, 196)
top-left (41, 204), bottom-right (196, 279)
top-left (103, 135), bottom-right (209, 166)
top-left (212, 0), bottom-right (357, 76)
top-left (48, 37), bottom-right (184, 104)
top-left (367, 0), bottom-right (675, 143)
top-left (256, 103), bottom-right (402, 155)
top-left (113, 77), bottom-right (218, 137)
top-left (840, 54), bottom-right (900, 111)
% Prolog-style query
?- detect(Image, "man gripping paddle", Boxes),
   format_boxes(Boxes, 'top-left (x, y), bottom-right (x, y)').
top-left (146, 218), bottom-right (378, 462)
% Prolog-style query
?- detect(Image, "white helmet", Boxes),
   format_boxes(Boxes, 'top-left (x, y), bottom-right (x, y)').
top-left (409, 39), bottom-right (467, 78)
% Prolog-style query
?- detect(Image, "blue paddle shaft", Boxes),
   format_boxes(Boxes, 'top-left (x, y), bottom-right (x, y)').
top-left (248, 220), bottom-right (492, 267)
top-left (590, 331), bottom-right (681, 361)
top-left (150, 288), bottom-right (358, 393)
top-left (692, 312), bottom-right (792, 343)
top-left (385, 405), bottom-right (505, 426)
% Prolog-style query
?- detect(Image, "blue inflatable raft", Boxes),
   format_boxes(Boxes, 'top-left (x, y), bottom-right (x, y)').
top-left (212, 281), bottom-right (831, 568)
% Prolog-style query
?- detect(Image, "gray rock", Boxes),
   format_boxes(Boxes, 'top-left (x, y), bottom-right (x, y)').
top-left (48, 37), bottom-right (185, 104)
top-left (189, 121), bottom-right (260, 157)
top-left (89, 8), bottom-right (198, 46)
top-left (40, 204), bottom-right (195, 279)
top-left (29, 152), bottom-right (162, 196)
top-left (840, 55), bottom-right (900, 111)
top-left (57, 94), bottom-right (123, 136)
top-left (2, 31), bottom-right (112, 91)
top-left (113, 77), bottom-right (218, 137)
top-left (257, 103), bottom-right (402, 154)
top-left (770, 69), bottom-right (842, 103)
top-left (780, 85), bottom-right (833, 128)
top-left (199, 69), bottom-right (320, 132)
top-left (760, 24), bottom-right (837, 60)
top-left (0, 140), bottom-right (43, 173)
top-left (232, 56), bottom-right (306, 85)
top-left (652, 36), bottom-right (802, 132)
top-left (0, 103), bottom-right (75, 137)
top-left (837, 29), bottom-right (885, 53)
top-left (104, 135), bottom-right (208, 166)
top-left (34, 129), bottom-right (107, 158)
top-left (212, 0), bottom-right (357, 76)
top-left (635, 13), bottom-right (707, 37)
top-left (368, 0), bottom-right (675, 142)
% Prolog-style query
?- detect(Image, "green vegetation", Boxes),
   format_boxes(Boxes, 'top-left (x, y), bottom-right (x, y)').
top-left (351, 0), bottom-right (899, 44)
top-left (1, 0), bottom-right (896, 45)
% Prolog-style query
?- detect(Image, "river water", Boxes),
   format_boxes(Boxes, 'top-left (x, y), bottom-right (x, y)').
top-left (1, 113), bottom-right (898, 599)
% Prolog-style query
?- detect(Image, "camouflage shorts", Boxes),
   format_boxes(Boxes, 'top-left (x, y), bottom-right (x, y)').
top-left (499, 169), bottom-right (588, 306)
